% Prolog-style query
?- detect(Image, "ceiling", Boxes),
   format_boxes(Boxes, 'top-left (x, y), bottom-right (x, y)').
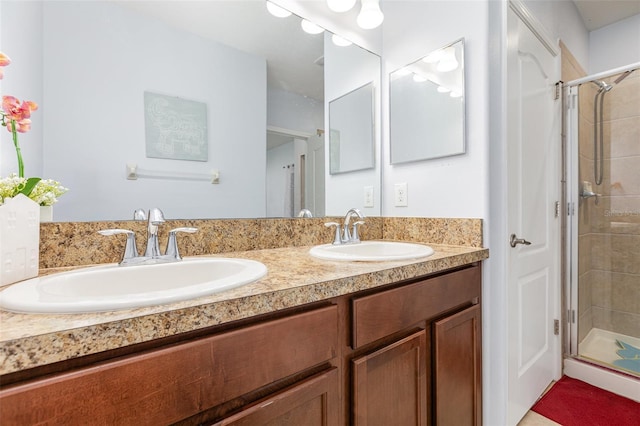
top-left (573, 0), bottom-right (640, 31)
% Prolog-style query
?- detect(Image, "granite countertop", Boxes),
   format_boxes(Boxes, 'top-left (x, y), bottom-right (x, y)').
top-left (0, 243), bottom-right (488, 376)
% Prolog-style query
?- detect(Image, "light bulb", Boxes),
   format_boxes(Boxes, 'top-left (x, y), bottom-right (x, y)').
top-left (413, 73), bottom-right (427, 83)
top-left (436, 47), bottom-right (458, 72)
top-left (423, 50), bottom-right (444, 64)
top-left (357, 0), bottom-right (384, 29)
top-left (266, 1), bottom-right (292, 18)
top-left (327, 0), bottom-right (357, 13)
top-left (450, 90), bottom-right (462, 98)
top-left (437, 86), bottom-right (451, 93)
top-left (395, 67), bottom-right (412, 77)
top-left (437, 56), bottom-right (458, 72)
top-left (331, 34), bottom-right (352, 47)
top-left (301, 19), bottom-right (324, 34)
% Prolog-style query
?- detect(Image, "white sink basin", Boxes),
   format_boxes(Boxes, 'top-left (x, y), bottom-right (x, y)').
top-left (0, 258), bottom-right (267, 314)
top-left (309, 241), bottom-right (434, 262)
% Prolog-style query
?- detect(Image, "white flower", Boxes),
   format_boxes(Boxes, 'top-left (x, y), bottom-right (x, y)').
top-left (0, 173), bottom-right (68, 206)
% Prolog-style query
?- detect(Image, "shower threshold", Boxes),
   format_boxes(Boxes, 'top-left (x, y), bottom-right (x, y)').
top-left (579, 328), bottom-right (640, 377)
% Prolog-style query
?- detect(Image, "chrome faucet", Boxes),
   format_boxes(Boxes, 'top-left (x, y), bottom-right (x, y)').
top-left (144, 208), bottom-right (165, 258)
top-left (99, 208), bottom-right (197, 266)
top-left (342, 208), bottom-right (364, 242)
top-left (324, 208), bottom-right (365, 245)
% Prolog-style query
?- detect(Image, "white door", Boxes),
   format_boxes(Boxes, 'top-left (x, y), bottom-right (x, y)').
top-left (305, 134), bottom-right (325, 217)
top-left (506, 3), bottom-right (561, 424)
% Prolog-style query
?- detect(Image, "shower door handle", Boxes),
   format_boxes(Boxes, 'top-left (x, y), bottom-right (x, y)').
top-left (510, 234), bottom-right (531, 248)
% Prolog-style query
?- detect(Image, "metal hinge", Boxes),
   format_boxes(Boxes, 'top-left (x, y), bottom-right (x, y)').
top-left (554, 81), bottom-right (563, 100)
top-left (567, 202), bottom-right (574, 216)
top-left (554, 319), bottom-right (560, 335)
top-left (555, 201), bottom-right (560, 218)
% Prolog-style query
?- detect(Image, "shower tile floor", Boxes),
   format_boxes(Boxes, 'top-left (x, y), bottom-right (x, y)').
top-left (579, 328), bottom-right (640, 376)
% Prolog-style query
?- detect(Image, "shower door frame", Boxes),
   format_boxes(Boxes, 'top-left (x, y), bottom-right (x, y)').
top-left (564, 61), bottom-right (640, 359)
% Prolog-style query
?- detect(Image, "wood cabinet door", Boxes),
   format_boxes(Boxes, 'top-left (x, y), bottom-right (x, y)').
top-left (433, 304), bottom-right (481, 426)
top-left (213, 368), bottom-right (339, 426)
top-left (352, 330), bottom-right (428, 426)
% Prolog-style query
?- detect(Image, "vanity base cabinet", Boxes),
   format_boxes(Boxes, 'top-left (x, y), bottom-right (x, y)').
top-left (0, 263), bottom-right (482, 426)
top-left (434, 304), bottom-right (482, 426)
top-left (352, 329), bottom-right (428, 426)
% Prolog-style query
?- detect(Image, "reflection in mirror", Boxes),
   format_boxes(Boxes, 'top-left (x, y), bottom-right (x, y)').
top-left (329, 82), bottom-right (374, 174)
top-left (390, 39), bottom-right (465, 164)
top-left (4, 1), bottom-right (381, 221)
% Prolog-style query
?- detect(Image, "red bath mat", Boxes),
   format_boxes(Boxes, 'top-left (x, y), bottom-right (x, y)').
top-left (531, 375), bottom-right (639, 426)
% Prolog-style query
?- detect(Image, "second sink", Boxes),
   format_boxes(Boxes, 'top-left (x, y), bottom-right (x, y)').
top-left (309, 241), bottom-right (434, 262)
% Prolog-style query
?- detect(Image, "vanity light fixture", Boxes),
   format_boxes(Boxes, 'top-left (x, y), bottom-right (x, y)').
top-left (301, 19), bottom-right (324, 34)
top-left (357, 0), bottom-right (384, 29)
top-left (450, 90), bottom-right (462, 98)
top-left (437, 86), bottom-right (451, 93)
top-left (266, 1), bottom-right (291, 18)
top-left (327, 0), bottom-right (357, 13)
top-left (331, 34), bottom-right (353, 47)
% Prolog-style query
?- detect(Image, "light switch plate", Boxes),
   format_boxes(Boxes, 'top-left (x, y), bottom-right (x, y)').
top-left (364, 186), bottom-right (374, 208)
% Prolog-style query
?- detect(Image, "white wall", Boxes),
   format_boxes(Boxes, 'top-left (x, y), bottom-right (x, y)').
top-left (589, 13), bottom-right (640, 74)
top-left (0, 1), bottom-right (43, 179)
top-left (267, 87), bottom-right (323, 135)
top-left (40, 1), bottom-right (266, 221)
top-left (382, 1), bottom-right (489, 220)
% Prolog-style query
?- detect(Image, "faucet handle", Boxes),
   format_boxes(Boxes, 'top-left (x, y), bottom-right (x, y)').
top-left (133, 209), bottom-right (147, 220)
top-left (351, 221), bottom-right (365, 243)
top-left (98, 229), bottom-right (139, 263)
top-left (165, 227), bottom-right (198, 260)
top-left (324, 222), bottom-right (342, 245)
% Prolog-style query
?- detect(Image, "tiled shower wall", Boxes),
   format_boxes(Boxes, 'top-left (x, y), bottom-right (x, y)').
top-left (567, 40), bottom-right (640, 341)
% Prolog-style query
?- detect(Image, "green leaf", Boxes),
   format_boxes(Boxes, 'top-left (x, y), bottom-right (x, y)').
top-left (18, 177), bottom-right (42, 197)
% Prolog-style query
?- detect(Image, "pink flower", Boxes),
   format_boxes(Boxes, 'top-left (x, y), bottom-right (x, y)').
top-left (6, 118), bottom-right (32, 133)
top-left (0, 52), bottom-right (10, 80)
top-left (2, 96), bottom-right (38, 123)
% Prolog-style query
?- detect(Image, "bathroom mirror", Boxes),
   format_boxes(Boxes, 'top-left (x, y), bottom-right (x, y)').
top-left (329, 82), bottom-right (375, 174)
top-left (390, 39), bottom-right (465, 164)
top-left (3, 0), bottom-right (381, 221)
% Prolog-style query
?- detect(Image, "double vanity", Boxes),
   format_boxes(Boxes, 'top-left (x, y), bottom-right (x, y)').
top-left (0, 216), bottom-right (487, 425)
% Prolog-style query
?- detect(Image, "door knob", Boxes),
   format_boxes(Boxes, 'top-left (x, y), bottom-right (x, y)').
top-left (510, 234), bottom-right (531, 248)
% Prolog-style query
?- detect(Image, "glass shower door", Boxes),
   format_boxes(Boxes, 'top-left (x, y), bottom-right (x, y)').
top-left (567, 67), bottom-right (640, 377)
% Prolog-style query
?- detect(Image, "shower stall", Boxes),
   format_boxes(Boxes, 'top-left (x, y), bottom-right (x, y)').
top-left (565, 62), bottom-right (640, 393)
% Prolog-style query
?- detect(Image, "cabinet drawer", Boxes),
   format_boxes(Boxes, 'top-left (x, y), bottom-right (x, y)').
top-left (352, 265), bottom-right (480, 349)
top-left (0, 305), bottom-right (339, 426)
top-left (213, 367), bottom-right (339, 425)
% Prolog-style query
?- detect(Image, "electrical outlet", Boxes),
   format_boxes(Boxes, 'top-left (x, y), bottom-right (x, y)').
top-left (394, 183), bottom-right (408, 207)
top-left (364, 186), bottom-right (374, 208)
